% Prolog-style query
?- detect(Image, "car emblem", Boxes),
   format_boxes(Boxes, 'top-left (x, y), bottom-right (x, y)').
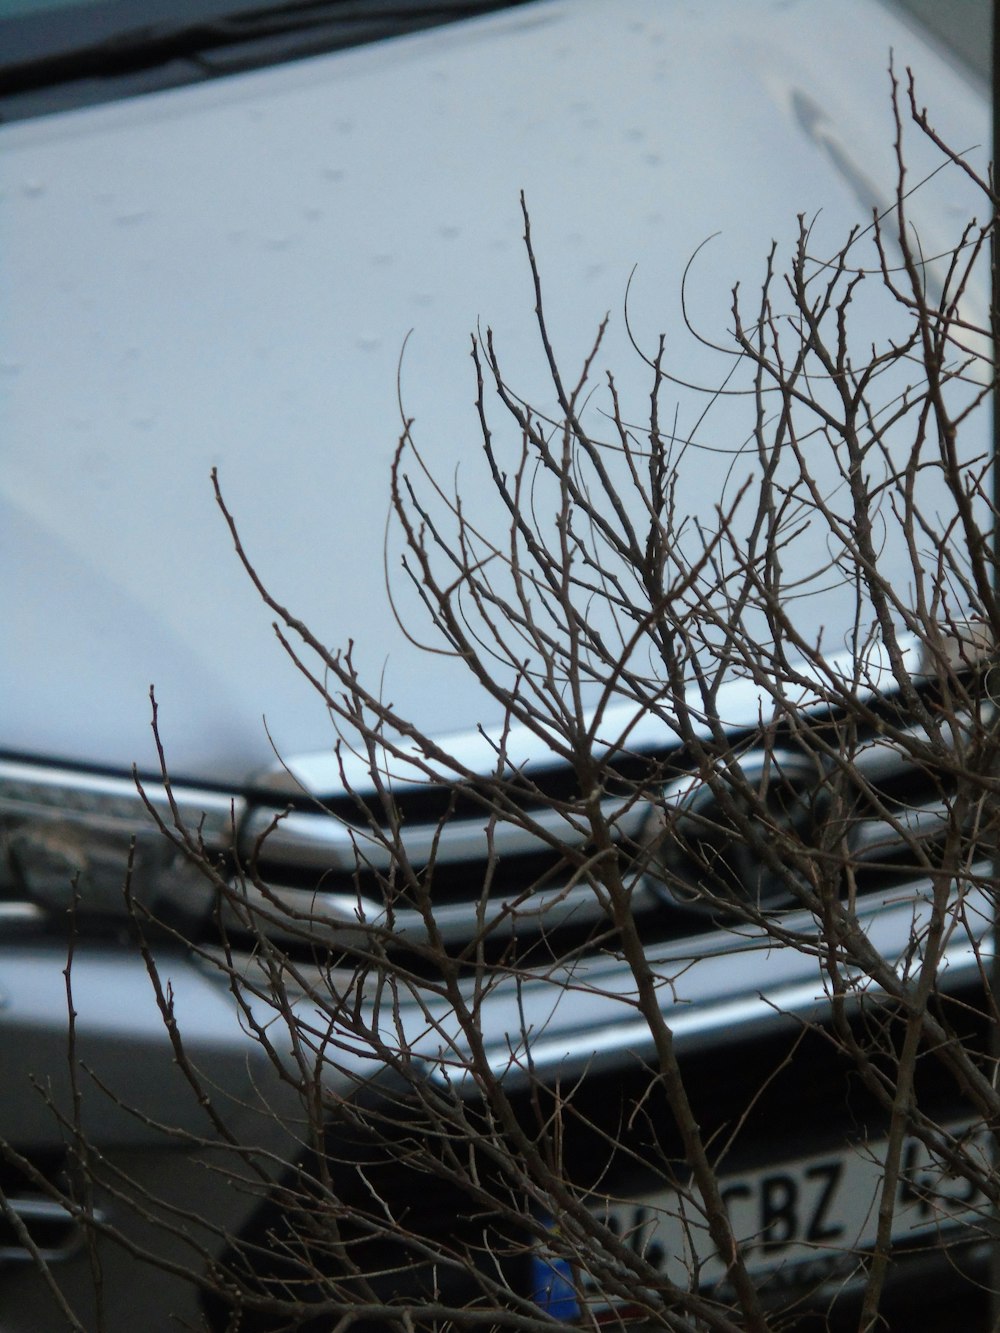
top-left (645, 749), bottom-right (827, 915)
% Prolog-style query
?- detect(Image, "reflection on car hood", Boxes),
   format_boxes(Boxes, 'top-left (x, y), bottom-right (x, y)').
top-left (0, 0), bottom-right (989, 786)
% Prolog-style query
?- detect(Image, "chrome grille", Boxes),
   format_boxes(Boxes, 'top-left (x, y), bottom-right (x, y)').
top-left (235, 784), bottom-right (659, 957)
top-left (232, 719), bottom-right (971, 964)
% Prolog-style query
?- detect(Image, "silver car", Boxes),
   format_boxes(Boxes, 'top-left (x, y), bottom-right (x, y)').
top-left (1, 1), bottom-right (993, 1328)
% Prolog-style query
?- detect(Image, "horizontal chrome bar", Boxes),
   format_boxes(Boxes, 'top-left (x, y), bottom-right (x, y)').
top-left (0, 903), bottom-right (47, 929)
top-left (440, 878), bottom-right (994, 1087)
top-left (223, 876), bottom-right (656, 948)
top-left (850, 801), bottom-right (953, 856)
top-left (0, 1197), bottom-right (86, 1263)
top-left (239, 799), bottom-right (648, 873)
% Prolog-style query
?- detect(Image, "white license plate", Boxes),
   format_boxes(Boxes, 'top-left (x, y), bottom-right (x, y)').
top-left (575, 1125), bottom-right (990, 1304)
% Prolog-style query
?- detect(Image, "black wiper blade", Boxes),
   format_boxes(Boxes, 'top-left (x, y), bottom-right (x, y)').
top-left (2, 0), bottom-right (529, 97)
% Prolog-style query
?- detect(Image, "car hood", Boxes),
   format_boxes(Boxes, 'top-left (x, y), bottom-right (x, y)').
top-left (1, 0), bottom-right (989, 787)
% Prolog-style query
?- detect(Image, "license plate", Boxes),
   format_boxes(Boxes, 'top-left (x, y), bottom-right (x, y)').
top-left (561, 1125), bottom-right (990, 1309)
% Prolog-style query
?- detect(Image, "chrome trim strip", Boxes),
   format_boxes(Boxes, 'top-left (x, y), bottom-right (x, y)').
top-left (239, 800), bottom-right (647, 872)
top-left (0, 903), bottom-right (46, 928)
top-left (471, 931), bottom-right (988, 1085)
top-left (0, 1197), bottom-right (88, 1263)
top-left (850, 801), bottom-right (952, 856)
top-left (406, 879), bottom-right (993, 1088)
top-left (225, 877), bottom-right (658, 947)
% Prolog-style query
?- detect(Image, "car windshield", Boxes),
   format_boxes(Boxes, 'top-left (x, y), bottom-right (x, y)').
top-left (0, 0), bottom-right (532, 119)
top-left (888, 0), bottom-right (991, 83)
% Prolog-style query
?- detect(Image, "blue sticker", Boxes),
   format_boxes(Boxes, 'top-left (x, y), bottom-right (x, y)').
top-left (531, 1215), bottom-right (580, 1321)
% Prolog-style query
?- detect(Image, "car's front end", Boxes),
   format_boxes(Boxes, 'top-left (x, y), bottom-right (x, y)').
top-left (2, 1), bottom-right (995, 1328)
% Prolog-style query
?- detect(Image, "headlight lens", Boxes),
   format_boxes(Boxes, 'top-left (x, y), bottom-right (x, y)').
top-left (0, 759), bottom-right (241, 928)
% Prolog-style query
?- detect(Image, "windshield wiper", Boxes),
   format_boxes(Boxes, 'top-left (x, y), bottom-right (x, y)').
top-left (2, 0), bottom-right (530, 97)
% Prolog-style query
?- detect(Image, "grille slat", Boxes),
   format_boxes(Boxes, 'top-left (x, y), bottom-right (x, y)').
top-left (240, 800), bottom-right (629, 873)
top-left (223, 877), bottom-right (661, 949)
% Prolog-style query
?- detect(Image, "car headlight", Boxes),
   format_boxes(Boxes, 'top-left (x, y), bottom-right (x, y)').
top-left (0, 759), bottom-right (241, 930)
